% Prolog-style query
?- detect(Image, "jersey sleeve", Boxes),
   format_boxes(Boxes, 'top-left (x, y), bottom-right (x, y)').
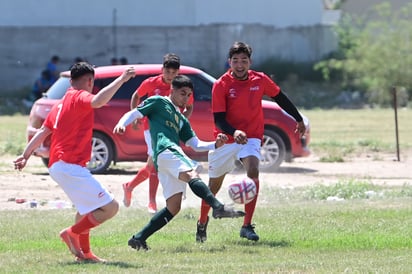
top-left (43, 102), bottom-right (59, 130)
top-left (179, 117), bottom-right (196, 143)
top-left (76, 90), bottom-right (94, 108)
top-left (211, 80), bottom-right (227, 113)
top-left (136, 96), bottom-right (157, 116)
top-left (136, 78), bottom-right (151, 98)
top-left (262, 73), bottom-right (281, 97)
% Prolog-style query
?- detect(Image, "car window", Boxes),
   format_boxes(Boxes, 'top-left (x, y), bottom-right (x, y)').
top-left (94, 75), bottom-right (154, 99)
top-left (45, 77), bottom-right (71, 99)
top-left (186, 74), bottom-right (213, 101)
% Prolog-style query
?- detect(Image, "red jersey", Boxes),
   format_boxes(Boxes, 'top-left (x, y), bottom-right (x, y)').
top-left (43, 88), bottom-right (94, 167)
top-left (212, 70), bottom-right (280, 142)
top-left (136, 74), bottom-right (194, 130)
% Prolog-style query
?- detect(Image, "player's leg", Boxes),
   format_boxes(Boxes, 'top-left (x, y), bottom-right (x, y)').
top-left (129, 192), bottom-right (182, 251)
top-left (147, 156), bottom-right (159, 213)
top-left (196, 143), bottom-right (242, 242)
top-left (196, 175), bottom-right (224, 243)
top-left (129, 151), bottom-right (186, 251)
top-left (238, 139), bottom-right (261, 241)
top-left (50, 161), bottom-right (118, 259)
top-left (123, 130), bottom-right (153, 207)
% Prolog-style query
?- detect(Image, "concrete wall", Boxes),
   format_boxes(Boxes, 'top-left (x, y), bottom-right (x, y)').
top-left (0, 0), bottom-right (338, 93)
top-left (0, 0), bottom-right (323, 28)
top-left (0, 24), bottom-right (337, 92)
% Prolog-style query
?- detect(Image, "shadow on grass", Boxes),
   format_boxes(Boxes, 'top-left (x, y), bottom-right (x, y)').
top-left (61, 260), bottom-right (142, 269)
top-left (230, 238), bottom-right (292, 248)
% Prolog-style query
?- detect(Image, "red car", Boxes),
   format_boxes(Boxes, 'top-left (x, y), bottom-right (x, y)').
top-left (27, 64), bottom-right (310, 173)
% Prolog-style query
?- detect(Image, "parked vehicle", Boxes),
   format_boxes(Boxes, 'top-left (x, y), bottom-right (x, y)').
top-left (27, 64), bottom-right (310, 173)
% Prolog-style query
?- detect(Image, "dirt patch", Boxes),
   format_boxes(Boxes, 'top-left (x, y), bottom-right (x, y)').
top-left (1, 150), bottom-right (411, 211)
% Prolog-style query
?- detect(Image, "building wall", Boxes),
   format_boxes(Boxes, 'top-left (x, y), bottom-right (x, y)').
top-left (0, 0), bottom-right (338, 92)
top-left (0, 0), bottom-right (323, 28)
top-left (0, 24), bottom-right (337, 91)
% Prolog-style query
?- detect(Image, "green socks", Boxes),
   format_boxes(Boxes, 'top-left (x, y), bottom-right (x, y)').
top-left (134, 207), bottom-right (174, 240)
top-left (188, 178), bottom-right (223, 209)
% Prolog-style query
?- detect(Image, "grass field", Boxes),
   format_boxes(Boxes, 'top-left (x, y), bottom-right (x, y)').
top-left (0, 199), bottom-right (411, 273)
top-left (0, 109), bottom-right (411, 273)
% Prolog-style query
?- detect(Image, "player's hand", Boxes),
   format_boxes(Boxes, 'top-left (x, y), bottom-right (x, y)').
top-left (233, 130), bottom-right (247, 144)
top-left (295, 121), bottom-right (306, 137)
top-left (120, 67), bottom-right (135, 83)
top-left (113, 124), bottom-right (126, 135)
top-left (13, 155), bottom-right (27, 171)
top-left (215, 133), bottom-right (228, 148)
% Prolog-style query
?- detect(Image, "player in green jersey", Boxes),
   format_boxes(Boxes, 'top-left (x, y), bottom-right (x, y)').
top-left (113, 75), bottom-right (244, 250)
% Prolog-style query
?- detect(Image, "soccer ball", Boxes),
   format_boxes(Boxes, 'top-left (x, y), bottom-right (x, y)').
top-left (228, 177), bottom-right (257, 204)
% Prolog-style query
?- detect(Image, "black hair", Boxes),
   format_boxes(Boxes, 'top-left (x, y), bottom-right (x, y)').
top-left (228, 41), bottom-right (252, 59)
top-left (120, 57), bottom-right (128, 65)
top-left (163, 53), bottom-right (180, 70)
top-left (70, 62), bottom-right (95, 80)
top-left (172, 75), bottom-right (193, 91)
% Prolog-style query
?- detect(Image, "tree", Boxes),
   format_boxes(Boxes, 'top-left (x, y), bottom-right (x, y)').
top-left (315, 2), bottom-right (412, 107)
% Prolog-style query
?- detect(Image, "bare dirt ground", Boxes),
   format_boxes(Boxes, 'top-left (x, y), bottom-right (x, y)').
top-left (1, 150), bottom-right (411, 211)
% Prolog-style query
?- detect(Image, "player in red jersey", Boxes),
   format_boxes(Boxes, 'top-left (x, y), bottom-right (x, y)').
top-left (13, 62), bottom-right (135, 262)
top-left (195, 41), bottom-right (306, 242)
top-left (122, 53), bottom-right (193, 213)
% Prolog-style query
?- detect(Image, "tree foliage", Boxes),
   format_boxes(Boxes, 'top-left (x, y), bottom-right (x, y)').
top-left (315, 2), bottom-right (412, 106)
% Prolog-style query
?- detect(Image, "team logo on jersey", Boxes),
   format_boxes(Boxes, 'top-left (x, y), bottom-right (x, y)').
top-left (250, 86), bottom-right (259, 91)
top-left (174, 113), bottom-right (179, 124)
top-left (229, 88), bottom-right (237, 98)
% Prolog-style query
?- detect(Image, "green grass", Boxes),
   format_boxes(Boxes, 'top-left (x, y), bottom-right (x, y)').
top-left (305, 108), bottom-right (412, 161)
top-left (0, 196), bottom-right (411, 273)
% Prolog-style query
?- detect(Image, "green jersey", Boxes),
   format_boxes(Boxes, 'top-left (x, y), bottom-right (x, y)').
top-left (137, 95), bottom-right (196, 164)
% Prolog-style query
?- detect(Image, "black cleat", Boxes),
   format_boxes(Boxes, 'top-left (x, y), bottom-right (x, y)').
top-left (240, 224), bottom-right (259, 241)
top-left (196, 216), bottom-right (209, 243)
top-left (212, 205), bottom-right (245, 219)
top-left (128, 236), bottom-right (149, 251)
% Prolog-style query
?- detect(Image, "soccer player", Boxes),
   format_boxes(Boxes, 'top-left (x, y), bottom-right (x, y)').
top-left (113, 75), bottom-right (244, 250)
top-left (13, 62), bottom-right (136, 262)
top-left (195, 41), bottom-right (306, 242)
top-left (122, 53), bottom-right (193, 213)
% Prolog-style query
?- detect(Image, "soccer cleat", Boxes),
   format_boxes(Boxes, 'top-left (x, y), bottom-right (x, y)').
top-left (147, 202), bottom-right (157, 214)
top-left (123, 183), bottom-right (132, 207)
top-left (76, 252), bottom-right (107, 263)
top-left (212, 205), bottom-right (245, 219)
top-left (128, 236), bottom-right (149, 251)
top-left (60, 228), bottom-right (84, 258)
top-left (240, 224), bottom-right (259, 241)
top-left (196, 216), bottom-right (209, 243)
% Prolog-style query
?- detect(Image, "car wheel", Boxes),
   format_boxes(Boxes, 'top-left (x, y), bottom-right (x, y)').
top-left (87, 132), bottom-right (113, 174)
top-left (260, 129), bottom-right (286, 171)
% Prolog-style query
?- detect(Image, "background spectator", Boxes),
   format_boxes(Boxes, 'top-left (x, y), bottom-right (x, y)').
top-left (47, 55), bottom-right (60, 83)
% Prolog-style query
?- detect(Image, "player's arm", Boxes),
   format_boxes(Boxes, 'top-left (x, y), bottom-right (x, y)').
top-left (271, 90), bottom-right (306, 136)
top-left (130, 89), bottom-right (140, 110)
top-left (185, 133), bottom-right (227, 151)
top-left (91, 67), bottom-right (135, 108)
top-left (113, 108), bottom-right (144, 134)
top-left (214, 112), bottom-right (247, 144)
top-left (13, 126), bottom-right (52, 170)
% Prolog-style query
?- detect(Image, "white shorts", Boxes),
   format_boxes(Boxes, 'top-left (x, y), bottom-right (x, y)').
top-left (48, 160), bottom-right (114, 215)
top-left (157, 146), bottom-right (195, 200)
top-left (144, 130), bottom-right (153, 157)
top-left (208, 138), bottom-right (261, 178)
